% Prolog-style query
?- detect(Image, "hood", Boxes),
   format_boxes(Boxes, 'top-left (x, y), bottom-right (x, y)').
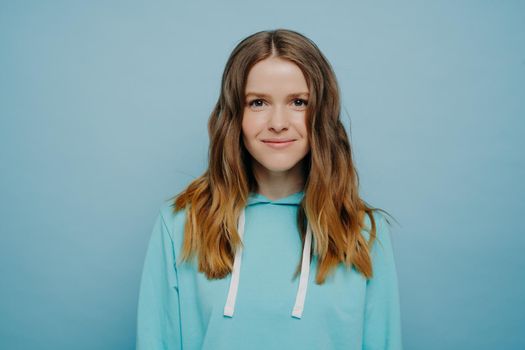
top-left (223, 191), bottom-right (313, 319)
top-left (246, 190), bottom-right (305, 206)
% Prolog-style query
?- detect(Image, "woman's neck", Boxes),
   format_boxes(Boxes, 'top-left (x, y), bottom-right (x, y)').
top-left (251, 160), bottom-right (306, 201)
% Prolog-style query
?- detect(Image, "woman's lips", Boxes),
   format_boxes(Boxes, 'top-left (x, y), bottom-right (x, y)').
top-left (261, 139), bottom-right (296, 149)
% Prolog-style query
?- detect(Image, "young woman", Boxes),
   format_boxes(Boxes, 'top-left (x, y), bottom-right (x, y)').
top-left (136, 29), bottom-right (402, 349)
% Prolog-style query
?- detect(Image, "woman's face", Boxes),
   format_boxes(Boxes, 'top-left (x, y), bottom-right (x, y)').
top-left (242, 57), bottom-right (310, 178)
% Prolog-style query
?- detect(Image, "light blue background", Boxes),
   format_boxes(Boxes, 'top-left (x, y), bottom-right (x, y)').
top-left (1, 1), bottom-right (524, 349)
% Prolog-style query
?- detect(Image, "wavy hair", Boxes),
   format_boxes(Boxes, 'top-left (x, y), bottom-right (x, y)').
top-left (171, 29), bottom-right (390, 284)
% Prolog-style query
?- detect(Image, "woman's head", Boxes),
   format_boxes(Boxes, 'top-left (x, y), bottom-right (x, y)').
top-left (175, 29), bottom-right (383, 284)
top-left (242, 56), bottom-right (310, 184)
top-left (208, 29), bottom-right (341, 191)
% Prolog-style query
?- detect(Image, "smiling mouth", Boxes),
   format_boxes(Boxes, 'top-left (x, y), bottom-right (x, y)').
top-left (261, 139), bottom-right (296, 148)
top-left (261, 139), bottom-right (296, 143)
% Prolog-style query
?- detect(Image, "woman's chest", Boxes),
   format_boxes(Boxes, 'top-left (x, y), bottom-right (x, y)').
top-left (177, 206), bottom-right (367, 322)
top-left (180, 238), bottom-right (367, 324)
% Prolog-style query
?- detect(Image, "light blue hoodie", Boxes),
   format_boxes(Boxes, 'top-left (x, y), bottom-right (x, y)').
top-left (136, 190), bottom-right (402, 349)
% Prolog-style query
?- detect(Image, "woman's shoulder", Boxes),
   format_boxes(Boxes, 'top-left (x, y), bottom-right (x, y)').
top-left (156, 198), bottom-right (188, 241)
top-left (361, 209), bottom-right (392, 244)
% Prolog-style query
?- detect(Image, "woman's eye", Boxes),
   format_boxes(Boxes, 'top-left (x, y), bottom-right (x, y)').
top-left (293, 99), bottom-right (308, 107)
top-left (248, 99), bottom-right (265, 108)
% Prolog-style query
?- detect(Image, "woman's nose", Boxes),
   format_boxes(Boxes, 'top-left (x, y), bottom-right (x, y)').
top-left (268, 105), bottom-right (289, 132)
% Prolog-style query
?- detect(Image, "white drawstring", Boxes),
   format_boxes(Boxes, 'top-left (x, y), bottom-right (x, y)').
top-left (223, 207), bottom-right (313, 319)
top-left (291, 220), bottom-right (312, 319)
top-left (223, 208), bottom-right (245, 317)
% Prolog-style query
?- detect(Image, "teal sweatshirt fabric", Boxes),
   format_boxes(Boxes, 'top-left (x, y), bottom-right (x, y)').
top-left (136, 191), bottom-right (402, 349)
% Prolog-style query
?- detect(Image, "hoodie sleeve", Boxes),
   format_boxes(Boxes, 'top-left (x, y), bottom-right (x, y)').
top-left (136, 208), bottom-right (182, 350)
top-left (363, 213), bottom-right (403, 350)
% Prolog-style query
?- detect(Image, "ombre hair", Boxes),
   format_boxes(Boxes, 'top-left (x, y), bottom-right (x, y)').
top-left (171, 29), bottom-right (391, 284)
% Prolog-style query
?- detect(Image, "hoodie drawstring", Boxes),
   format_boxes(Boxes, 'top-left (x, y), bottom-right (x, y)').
top-left (223, 208), bottom-right (245, 317)
top-left (291, 218), bottom-right (312, 319)
top-left (223, 207), bottom-right (313, 319)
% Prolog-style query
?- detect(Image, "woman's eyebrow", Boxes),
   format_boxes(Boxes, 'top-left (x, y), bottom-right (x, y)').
top-left (245, 92), bottom-right (309, 98)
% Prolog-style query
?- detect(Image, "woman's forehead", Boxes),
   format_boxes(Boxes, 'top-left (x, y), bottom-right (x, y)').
top-left (244, 58), bottom-right (308, 95)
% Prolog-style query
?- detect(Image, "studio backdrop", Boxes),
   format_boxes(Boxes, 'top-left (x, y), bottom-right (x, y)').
top-left (1, 1), bottom-right (524, 349)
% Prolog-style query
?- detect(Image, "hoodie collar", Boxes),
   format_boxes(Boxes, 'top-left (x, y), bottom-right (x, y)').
top-left (247, 190), bottom-right (304, 206)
